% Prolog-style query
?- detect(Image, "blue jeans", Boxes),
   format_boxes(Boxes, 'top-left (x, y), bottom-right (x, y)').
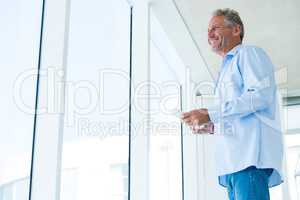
top-left (225, 166), bottom-right (273, 200)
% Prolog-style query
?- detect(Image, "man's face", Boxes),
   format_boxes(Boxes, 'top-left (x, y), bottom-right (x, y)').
top-left (207, 16), bottom-right (235, 54)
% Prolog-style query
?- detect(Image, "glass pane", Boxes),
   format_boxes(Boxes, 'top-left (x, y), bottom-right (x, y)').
top-left (149, 11), bottom-right (185, 200)
top-left (60, 0), bottom-right (130, 200)
top-left (0, 0), bottom-right (42, 199)
top-left (284, 105), bottom-right (300, 200)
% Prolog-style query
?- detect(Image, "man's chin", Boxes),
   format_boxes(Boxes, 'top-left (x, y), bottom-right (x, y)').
top-left (210, 45), bottom-right (221, 53)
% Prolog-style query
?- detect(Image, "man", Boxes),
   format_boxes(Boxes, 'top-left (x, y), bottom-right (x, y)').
top-left (182, 8), bottom-right (283, 200)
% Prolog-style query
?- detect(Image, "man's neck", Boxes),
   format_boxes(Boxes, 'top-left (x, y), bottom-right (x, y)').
top-left (219, 41), bottom-right (242, 58)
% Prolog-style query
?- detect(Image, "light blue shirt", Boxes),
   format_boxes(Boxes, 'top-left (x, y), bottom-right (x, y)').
top-left (207, 44), bottom-right (284, 187)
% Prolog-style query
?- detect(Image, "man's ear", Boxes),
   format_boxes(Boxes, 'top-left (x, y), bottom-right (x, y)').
top-left (232, 25), bottom-right (241, 37)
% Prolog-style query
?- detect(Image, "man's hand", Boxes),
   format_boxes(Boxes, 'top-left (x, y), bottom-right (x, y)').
top-left (190, 122), bottom-right (214, 134)
top-left (181, 108), bottom-right (210, 126)
top-left (181, 108), bottom-right (213, 134)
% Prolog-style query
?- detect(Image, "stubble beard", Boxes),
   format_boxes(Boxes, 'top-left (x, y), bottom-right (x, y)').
top-left (211, 35), bottom-right (227, 54)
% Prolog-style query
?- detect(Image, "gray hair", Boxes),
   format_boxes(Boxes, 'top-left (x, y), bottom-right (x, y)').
top-left (212, 8), bottom-right (244, 41)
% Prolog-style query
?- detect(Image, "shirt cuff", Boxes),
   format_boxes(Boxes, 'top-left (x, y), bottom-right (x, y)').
top-left (207, 104), bottom-right (222, 124)
top-left (208, 105), bottom-right (236, 136)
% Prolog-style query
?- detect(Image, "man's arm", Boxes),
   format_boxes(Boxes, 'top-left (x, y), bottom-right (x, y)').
top-left (207, 47), bottom-right (276, 124)
top-left (181, 47), bottom-right (276, 132)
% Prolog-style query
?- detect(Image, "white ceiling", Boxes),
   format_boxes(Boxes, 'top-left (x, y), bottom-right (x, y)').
top-left (172, 0), bottom-right (300, 97)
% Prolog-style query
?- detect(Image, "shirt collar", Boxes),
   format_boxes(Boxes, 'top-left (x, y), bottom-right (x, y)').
top-left (220, 44), bottom-right (242, 70)
top-left (225, 43), bottom-right (242, 57)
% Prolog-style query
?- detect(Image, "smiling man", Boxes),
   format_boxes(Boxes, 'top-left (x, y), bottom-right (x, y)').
top-left (182, 8), bottom-right (284, 200)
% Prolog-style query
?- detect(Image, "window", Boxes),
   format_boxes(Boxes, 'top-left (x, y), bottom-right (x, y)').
top-left (59, 0), bottom-right (131, 199)
top-left (0, 0), bottom-right (43, 199)
top-left (284, 105), bottom-right (300, 200)
top-left (148, 11), bottom-right (185, 200)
